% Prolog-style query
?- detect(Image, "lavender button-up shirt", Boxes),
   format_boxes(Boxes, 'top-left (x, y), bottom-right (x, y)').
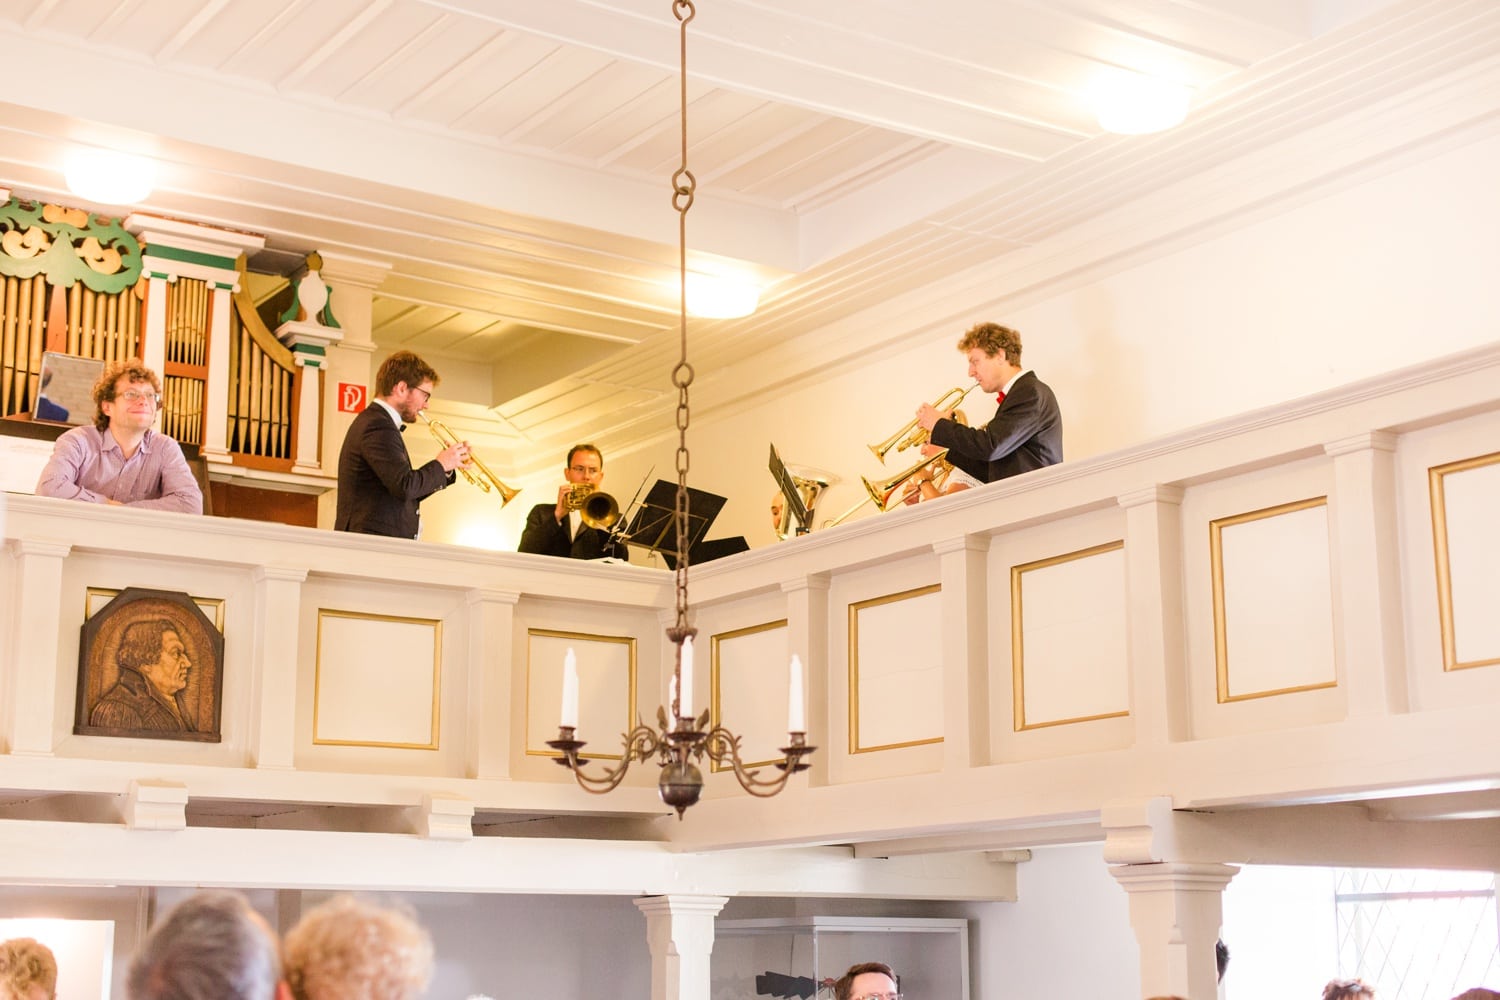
top-left (35, 425), bottom-right (203, 514)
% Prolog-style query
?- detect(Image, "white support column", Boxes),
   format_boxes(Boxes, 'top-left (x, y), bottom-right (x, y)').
top-left (465, 588), bottom-right (520, 779)
top-left (317, 253), bottom-right (390, 482)
top-left (1325, 432), bottom-right (1409, 717)
top-left (781, 574), bottom-right (829, 785)
top-left (1111, 862), bottom-right (1238, 1000)
top-left (1118, 485), bottom-right (1190, 745)
top-left (2, 539), bottom-right (72, 755)
top-left (202, 282), bottom-right (234, 461)
top-left (634, 894), bottom-right (730, 1000)
top-left (933, 535), bottom-right (989, 771)
top-left (138, 275), bottom-right (169, 379)
top-left (248, 566), bottom-right (307, 770)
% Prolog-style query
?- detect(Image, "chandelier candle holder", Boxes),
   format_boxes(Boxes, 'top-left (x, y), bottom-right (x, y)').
top-left (547, 0), bottom-right (813, 818)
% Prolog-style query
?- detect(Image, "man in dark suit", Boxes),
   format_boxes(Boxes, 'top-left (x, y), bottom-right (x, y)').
top-left (517, 443), bottom-right (629, 560)
top-left (335, 351), bottom-right (469, 539)
top-left (916, 321), bottom-right (1062, 483)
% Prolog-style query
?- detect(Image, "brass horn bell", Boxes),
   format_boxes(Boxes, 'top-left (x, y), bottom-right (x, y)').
top-left (566, 484), bottom-right (621, 530)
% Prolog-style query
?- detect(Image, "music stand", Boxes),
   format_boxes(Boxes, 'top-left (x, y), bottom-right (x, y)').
top-left (623, 479), bottom-right (727, 566)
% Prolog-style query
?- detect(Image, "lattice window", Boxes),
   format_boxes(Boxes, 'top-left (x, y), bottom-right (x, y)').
top-left (1335, 867), bottom-right (1500, 999)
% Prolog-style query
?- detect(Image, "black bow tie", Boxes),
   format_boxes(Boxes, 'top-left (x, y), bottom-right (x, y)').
top-left (399, 423), bottom-right (407, 433)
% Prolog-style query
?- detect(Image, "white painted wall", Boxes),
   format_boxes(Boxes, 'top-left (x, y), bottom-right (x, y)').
top-left (954, 844), bottom-right (1138, 1000)
top-left (641, 128), bottom-right (1500, 549)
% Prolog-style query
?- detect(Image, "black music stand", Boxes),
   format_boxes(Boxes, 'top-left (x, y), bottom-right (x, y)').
top-left (623, 480), bottom-right (727, 567)
top-left (768, 443), bottom-right (809, 532)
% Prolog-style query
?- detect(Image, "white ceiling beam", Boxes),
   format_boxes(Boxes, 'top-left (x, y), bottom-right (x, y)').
top-left (0, 34), bottom-right (801, 271)
top-left (421, 0), bottom-right (1090, 156)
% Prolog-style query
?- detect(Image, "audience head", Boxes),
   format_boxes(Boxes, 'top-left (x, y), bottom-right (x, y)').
top-left (833, 962), bottom-right (899, 1000)
top-left (1324, 978), bottom-right (1377, 1000)
top-left (282, 895), bottom-right (433, 1000)
top-left (127, 890), bottom-right (285, 1000)
top-left (1453, 991), bottom-right (1500, 1000)
top-left (0, 937), bottom-right (58, 1000)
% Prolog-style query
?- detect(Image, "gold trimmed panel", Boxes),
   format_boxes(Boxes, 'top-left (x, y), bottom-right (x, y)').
top-left (848, 584), bottom-right (943, 754)
top-left (1430, 449), bottom-right (1500, 672)
top-left (1211, 496), bottom-right (1335, 703)
top-left (1010, 540), bottom-right (1128, 732)
top-left (710, 619), bottom-right (789, 772)
top-left (313, 609), bottom-right (441, 750)
top-left (525, 627), bottom-right (637, 761)
top-left (86, 587), bottom-right (224, 631)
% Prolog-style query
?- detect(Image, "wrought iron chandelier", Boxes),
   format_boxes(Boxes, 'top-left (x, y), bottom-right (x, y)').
top-left (547, 0), bottom-right (813, 818)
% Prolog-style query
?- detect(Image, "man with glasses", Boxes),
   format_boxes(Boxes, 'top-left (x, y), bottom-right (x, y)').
top-left (35, 360), bottom-right (202, 513)
top-left (336, 350), bottom-right (469, 539)
top-left (833, 962), bottom-right (901, 1000)
top-left (518, 443), bottom-right (628, 560)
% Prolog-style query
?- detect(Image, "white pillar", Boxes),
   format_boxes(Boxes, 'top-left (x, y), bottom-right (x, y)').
top-left (1118, 485), bottom-right (1190, 745)
top-left (634, 894), bottom-right (730, 1000)
top-left (781, 574), bottom-right (829, 785)
top-left (1112, 862), bottom-right (1237, 1000)
top-left (248, 566), bottom-right (307, 769)
top-left (202, 281), bottom-right (234, 460)
top-left (317, 253), bottom-right (390, 483)
top-left (465, 588), bottom-right (520, 779)
top-left (1325, 432), bottom-right (1408, 717)
top-left (1, 539), bottom-right (71, 755)
top-left (138, 275), bottom-right (169, 379)
top-left (933, 535), bottom-right (989, 770)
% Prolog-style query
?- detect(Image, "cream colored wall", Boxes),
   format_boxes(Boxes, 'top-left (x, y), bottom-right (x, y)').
top-left (663, 130), bottom-right (1500, 549)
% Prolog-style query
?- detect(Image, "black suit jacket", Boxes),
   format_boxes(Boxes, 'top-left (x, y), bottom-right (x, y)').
top-left (517, 502), bottom-right (629, 560)
top-left (334, 403), bottom-right (454, 539)
top-left (928, 370), bottom-right (1063, 484)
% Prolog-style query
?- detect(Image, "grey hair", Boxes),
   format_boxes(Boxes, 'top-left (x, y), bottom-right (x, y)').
top-left (128, 891), bottom-right (281, 1000)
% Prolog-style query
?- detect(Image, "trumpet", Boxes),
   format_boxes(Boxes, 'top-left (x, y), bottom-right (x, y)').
top-left (860, 448), bottom-right (953, 512)
top-left (417, 413), bottom-right (521, 506)
top-left (868, 382), bottom-right (979, 464)
top-left (564, 483), bottom-right (620, 530)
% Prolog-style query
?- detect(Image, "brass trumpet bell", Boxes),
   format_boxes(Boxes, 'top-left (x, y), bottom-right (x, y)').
top-left (861, 449), bottom-right (952, 512)
top-left (417, 413), bottom-right (521, 506)
top-left (867, 383), bottom-right (979, 464)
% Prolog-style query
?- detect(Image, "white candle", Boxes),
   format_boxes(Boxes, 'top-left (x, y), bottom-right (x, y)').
top-left (788, 654), bottom-right (805, 733)
top-left (561, 648), bottom-right (579, 728)
top-left (669, 674), bottom-right (678, 718)
top-left (679, 636), bottom-right (694, 718)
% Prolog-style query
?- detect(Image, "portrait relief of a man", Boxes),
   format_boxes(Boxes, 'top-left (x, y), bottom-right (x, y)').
top-left (75, 588), bottom-right (223, 742)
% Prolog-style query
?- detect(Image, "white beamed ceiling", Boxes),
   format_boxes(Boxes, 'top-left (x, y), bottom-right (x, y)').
top-left (2, 0), bottom-right (1494, 473)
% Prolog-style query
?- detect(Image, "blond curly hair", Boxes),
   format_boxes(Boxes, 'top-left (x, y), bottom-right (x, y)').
top-left (0, 937), bottom-right (58, 1000)
top-left (283, 896), bottom-right (433, 1000)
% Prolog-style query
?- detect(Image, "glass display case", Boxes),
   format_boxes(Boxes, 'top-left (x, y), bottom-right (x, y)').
top-left (712, 916), bottom-right (970, 1000)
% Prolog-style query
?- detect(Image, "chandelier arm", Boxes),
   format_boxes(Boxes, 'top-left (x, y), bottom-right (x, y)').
top-left (701, 726), bottom-right (803, 798)
top-left (549, 723), bottom-right (663, 795)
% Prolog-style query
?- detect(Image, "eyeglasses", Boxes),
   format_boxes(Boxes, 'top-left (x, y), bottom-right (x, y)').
top-left (115, 389), bottom-right (159, 405)
top-left (410, 386), bottom-right (432, 403)
top-left (569, 465), bottom-right (601, 476)
top-left (852, 993), bottom-right (903, 1000)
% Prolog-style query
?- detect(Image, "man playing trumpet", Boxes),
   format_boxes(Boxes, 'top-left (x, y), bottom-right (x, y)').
top-left (518, 444), bottom-right (629, 560)
top-left (335, 350), bottom-right (471, 539)
top-left (915, 322), bottom-right (1063, 485)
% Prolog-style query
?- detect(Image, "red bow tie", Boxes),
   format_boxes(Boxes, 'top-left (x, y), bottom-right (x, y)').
top-left (995, 391), bottom-right (1006, 405)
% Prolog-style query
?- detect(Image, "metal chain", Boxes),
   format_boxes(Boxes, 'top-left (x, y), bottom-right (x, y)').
top-left (671, 0), bottom-right (697, 635)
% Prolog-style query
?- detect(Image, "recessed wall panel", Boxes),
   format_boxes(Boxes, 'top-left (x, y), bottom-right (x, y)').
top-left (314, 610), bottom-right (441, 749)
top-left (525, 629), bottom-right (636, 760)
top-left (1431, 451), bottom-right (1500, 671)
top-left (711, 620), bottom-right (790, 771)
top-left (1212, 498), bottom-right (1336, 702)
top-left (1012, 541), bottom-right (1128, 730)
top-left (849, 585), bottom-right (943, 753)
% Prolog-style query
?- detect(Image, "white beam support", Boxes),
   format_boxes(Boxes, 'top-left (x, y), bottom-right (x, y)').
top-left (634, 894), bottom-right (729, 1000)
